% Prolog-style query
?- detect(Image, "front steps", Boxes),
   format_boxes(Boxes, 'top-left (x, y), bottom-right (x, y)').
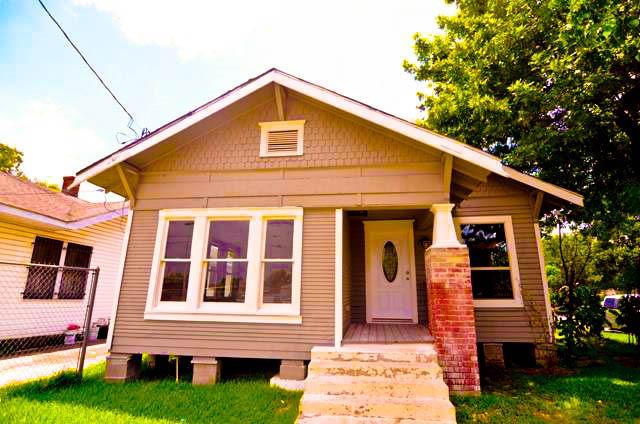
top-left (299, 344), bottom-right (456, 423)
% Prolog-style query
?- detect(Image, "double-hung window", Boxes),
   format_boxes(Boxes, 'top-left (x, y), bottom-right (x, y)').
top-left (456, 216), bottom-right (523, 308)
top-left (145, 207), bottom-right (303, 323)
top-left (23, 236), bottom-right (93, 300)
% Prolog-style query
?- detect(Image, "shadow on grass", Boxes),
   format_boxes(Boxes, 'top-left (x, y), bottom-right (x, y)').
top-left (454, 337), bottom-right (640, 423)
top-left (0, 359), bottom-right (302, 424)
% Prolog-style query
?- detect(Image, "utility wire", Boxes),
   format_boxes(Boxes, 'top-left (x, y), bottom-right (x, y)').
top-left (37, 0), bottom-right (139, 138)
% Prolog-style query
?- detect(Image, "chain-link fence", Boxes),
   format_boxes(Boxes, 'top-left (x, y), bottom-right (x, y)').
top-left (0, 261), bottom-right (100, 385)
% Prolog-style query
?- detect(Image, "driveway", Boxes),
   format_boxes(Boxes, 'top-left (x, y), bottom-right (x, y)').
top-left (0, 343), bottom-right (107, 386)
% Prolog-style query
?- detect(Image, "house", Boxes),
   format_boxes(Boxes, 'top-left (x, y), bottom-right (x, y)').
top-left (0, 173), bottom-right (128, 352)
top-left (72, 69), bottom-right (582, 421)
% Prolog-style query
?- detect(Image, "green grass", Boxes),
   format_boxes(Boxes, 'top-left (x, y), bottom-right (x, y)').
top-left (454, 334), bottom-right (640, 423)
top-left (0, 362), bottom-right (302, 424)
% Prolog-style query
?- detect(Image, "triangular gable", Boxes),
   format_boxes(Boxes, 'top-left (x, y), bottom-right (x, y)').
top-left (73, 68), bottom-right (582, 207)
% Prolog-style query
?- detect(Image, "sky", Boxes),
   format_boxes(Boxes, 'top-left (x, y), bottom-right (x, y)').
top-left (0, 0), bottom-right (455, 201)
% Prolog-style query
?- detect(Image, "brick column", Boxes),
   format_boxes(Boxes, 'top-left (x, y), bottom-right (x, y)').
top-left (425, 247), bottom-right (481, 394)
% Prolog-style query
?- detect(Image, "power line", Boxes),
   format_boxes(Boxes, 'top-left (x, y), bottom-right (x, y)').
top-left (36, 0), bottom-right (139, 138)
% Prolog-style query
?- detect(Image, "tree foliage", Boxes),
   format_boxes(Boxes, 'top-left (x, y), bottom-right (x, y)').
top-left (0, 143), bottom-right (23, 175)
top-left (543, 220), bottom-right (605, 356)
top-left (404, 0), bottom-right (640, 227)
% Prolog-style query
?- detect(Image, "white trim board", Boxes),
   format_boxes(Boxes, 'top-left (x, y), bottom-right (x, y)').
top-left (72, 69), bottom-right (583, 207)
top-left (107, 209), bottom-right (134, 350)
top-left (0, 204), bottom-right (128, 230)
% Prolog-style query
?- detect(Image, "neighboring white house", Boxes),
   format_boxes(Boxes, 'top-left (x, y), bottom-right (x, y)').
top-left (0, 173), bottom-right (128, 342)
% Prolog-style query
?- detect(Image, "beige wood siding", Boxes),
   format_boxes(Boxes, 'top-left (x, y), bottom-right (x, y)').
top-left (111, 208), bottom-right (335, 360)
top-left (341, 211), bottom-right (351, 331)
top-left (456, 176), bottom-right (550, 344)
top-left (0, 217), bottom-right (125, 339)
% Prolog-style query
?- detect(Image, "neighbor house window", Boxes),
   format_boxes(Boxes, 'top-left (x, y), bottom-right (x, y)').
top-left (23, 237), bottom-right (92, 300)
top-left (145, 208), bottom-right (303, 324)
top-left (59, 243), bottom-right (93, 299)
top-left (456, 216), bottom-right (523, 308)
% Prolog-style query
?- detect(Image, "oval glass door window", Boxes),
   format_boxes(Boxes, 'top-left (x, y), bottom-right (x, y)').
top-left (382, 241), bottom-right (398, 282)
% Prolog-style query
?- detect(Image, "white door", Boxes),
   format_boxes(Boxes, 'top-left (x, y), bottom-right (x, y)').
top-left (364, 220), bottom-right (418, 323)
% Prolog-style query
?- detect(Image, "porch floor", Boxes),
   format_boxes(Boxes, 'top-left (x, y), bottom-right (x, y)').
top-left (342, 323), bottom-right (433, 344)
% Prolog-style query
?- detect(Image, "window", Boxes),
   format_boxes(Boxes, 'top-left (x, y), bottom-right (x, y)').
top-left (159, 221), bottom-right (194, 301)
top-left (59, 243), bottom-right (93, 299)
top-left (23, 237), bottom-right (63, 299)
top-left (203, 220), bottom-right (249, 303)
top-left (23, 237), bottom-right (92, 300)
top-left (262, 220), bottom-right (294, 303)
top-left (456, 216), bottom-right (523, 308)
top-left (145, 208), bottom-right (303, 323)
top-left (259, 120), bottom-right (305, 157)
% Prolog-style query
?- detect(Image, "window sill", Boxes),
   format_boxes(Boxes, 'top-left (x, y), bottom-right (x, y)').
top-left (144, 310), bottom-right (303, 324)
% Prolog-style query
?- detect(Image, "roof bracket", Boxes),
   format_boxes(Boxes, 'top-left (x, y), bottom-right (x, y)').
top-left (274, 83), bottom-right (286, 121)
top-left (116, 164), bottom-right (136, 207)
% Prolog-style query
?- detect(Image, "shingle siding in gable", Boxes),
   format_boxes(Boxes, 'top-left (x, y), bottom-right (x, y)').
top-left (145, 96), bottom-right (437, 172)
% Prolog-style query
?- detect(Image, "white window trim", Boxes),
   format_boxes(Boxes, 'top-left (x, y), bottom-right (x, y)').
top-left (144, 207), bottom-right (303, 324)
top-left (259, 120), bottom-right (305, 157)
top-left (454, 215), bottom-right (524, 308)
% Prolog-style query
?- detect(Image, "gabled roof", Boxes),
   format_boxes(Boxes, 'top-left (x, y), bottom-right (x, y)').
top-left (73, 68), bottom-right (583, 207)
top-left (0, 173), bottom-right (128, 229)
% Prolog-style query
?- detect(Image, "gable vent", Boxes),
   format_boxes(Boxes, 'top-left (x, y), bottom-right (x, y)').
top-left (266, 129), bottom-right (298, 153)
top-left (259, 120), bottom-right (305, 157)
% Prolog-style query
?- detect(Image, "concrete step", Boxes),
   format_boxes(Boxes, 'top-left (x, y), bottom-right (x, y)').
top-left (299, 393), bottom-right (456, 422)
top-left (304, 375), bottom-right (450, 398)
top-left (298, 415), bottom-right (453, 424)
top-left (311, 344), bottom-right (438, 364)
top-left (307, 360), bottom-right (443, 380)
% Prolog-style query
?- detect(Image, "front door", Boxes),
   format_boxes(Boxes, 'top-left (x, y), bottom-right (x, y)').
top-left (364, 220), bottom-right (418, 323)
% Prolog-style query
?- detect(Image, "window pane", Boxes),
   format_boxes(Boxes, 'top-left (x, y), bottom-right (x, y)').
top-left (264, 220), bottom-right (294, 259)
top-left (23, 237), bottom-right (63, 299)
top-left (203, 261), bottom-right (247, 302)
top-left (59, 270), bottom-right (89, 299)
top-left (263, 262), bottom-right (292, 303)
top-left (64, 243), bottom-right (93, 267)
top-left (460, 223), bottom-right (509, 267)
top-left (165, 221), bottom-right (194, 259)
top-left (160, 261), bottom-right (190, 301)
top-left (207, 221), bottom-right (249, 259)
top-left (471, 270), bottom-right (513, 299)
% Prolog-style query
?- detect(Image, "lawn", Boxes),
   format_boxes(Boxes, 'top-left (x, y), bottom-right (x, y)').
top-left (454, 332), bottom-right (640, 423)
top-left (0, 360), bottom-right (302, 424)
top-left (1, 335), bottom-right (638, 424)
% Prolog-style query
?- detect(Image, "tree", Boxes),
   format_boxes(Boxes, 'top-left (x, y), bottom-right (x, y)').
top-left (0, 143), bottom-right (23, 175)
top-left (404, 0), bottom-right (640, 228)
top-left (543, 219), bottom-right (605, 356)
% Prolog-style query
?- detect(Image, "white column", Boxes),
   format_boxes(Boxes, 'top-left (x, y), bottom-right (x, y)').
top-left (430, 203), bottom-right (465, 248)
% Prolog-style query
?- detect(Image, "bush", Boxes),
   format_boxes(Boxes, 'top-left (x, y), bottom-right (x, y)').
top-left (553, 285), bottom-right (605, 356)
top-left (614, 295), bottom-right (640, 350)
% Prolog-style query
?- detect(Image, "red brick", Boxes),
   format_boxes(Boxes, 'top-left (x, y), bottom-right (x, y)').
top-left (425, 247), bottom-right (481, 394)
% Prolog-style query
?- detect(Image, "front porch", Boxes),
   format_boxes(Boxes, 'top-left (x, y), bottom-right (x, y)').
top-left (342, 323), bottom-right (433, 344)
top-left (334, 204), bottom-right (481, 395)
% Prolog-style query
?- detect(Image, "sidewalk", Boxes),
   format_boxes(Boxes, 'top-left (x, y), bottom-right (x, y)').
top-left (0, 343), bottom-right (107, 387)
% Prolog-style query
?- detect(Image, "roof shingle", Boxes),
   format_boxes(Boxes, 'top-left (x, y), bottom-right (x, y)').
top-left (0, 172), bottom-right (126, 223)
